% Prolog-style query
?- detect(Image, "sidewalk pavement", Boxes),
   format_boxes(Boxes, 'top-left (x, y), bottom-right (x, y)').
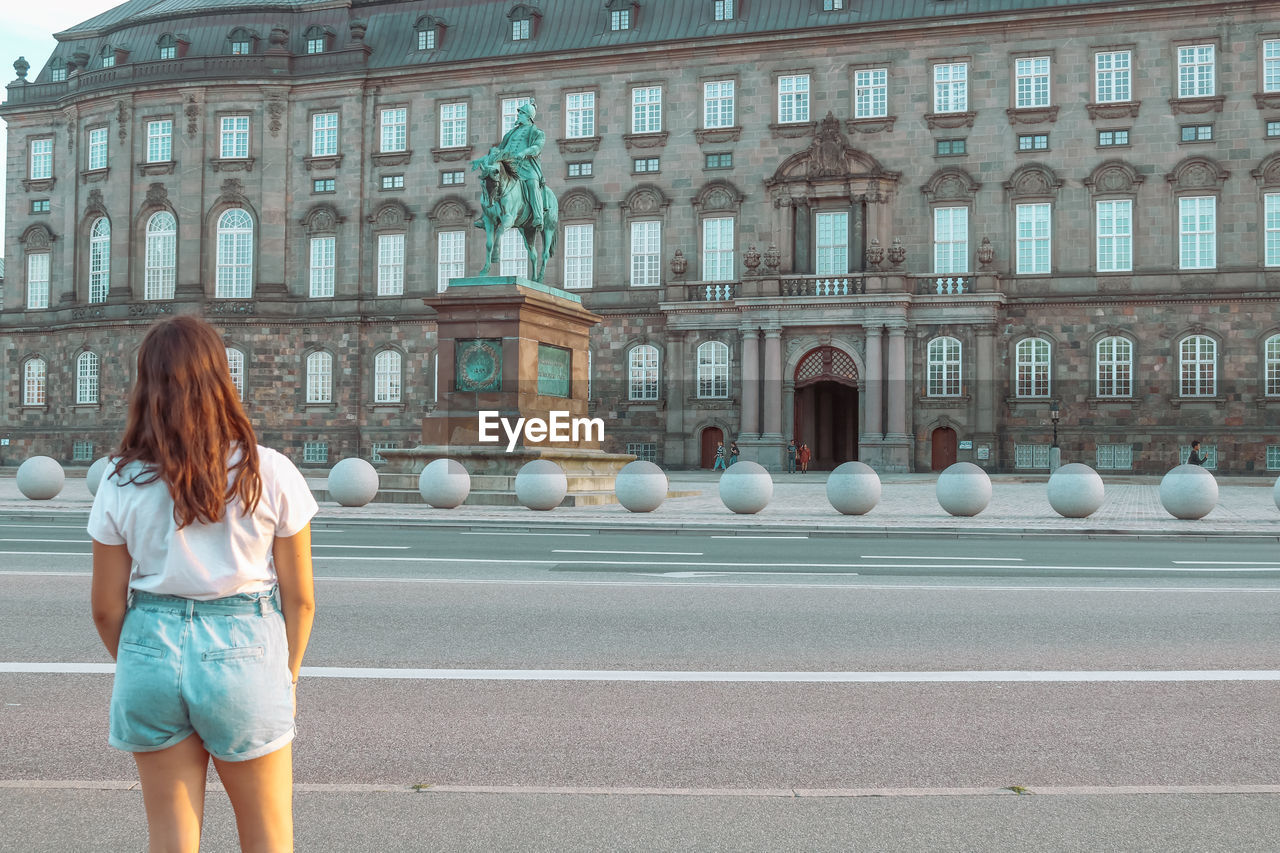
top-left (4, 470), bottom-right (1280, 537)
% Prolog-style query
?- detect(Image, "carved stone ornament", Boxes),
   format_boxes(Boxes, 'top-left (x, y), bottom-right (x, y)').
top-left (1006, 106), bottom-right (1059, 125)
top-left (218, 178), bottom-right (247, 206)
top-left (769, 121), bottom-right (816, 140)
top-left (430, 147), bottom-right (470, 163)
top-left (764, 244), bottom-right (781, 271)
top-left (923, 111), bottom-right (976, 130)
top-left (1166, 157), bottom-right (1228, 191)
top-left (887, 237), bottom-right (906, 268)
top-left (846, 116), bottom-right (896, 135)
top-left (561, 190), bottom-right (601, 220)
top-left (670, 249), bottom-right (687, 277)
top-left (145, 182), bottom-right (168, 207)
top-left (13, 56), bottom-right (29, 81)
top-left (865, 237), bottom-right (884, 269)
top-left (694, 126), bottom-right (742, 145)
top-left (185, 95), bottom-right (200, 137)
top-left (1254, 92), bottom-right (1280, 110)
top-left (556, 136), bottom-right (601, 155)
top-left (1086, 101), bottom-right (1141, 119)
top-left (1168, 95), bottom-right (1226, 116)
top-left (369, 203), bottom-right (412, 229)
top-left (21, 225), bottom-right (53, 249)
top-left (807, 112), bottom-right (849, 179)
top-left (85, 188), bottom-right (107, 216)
top-left (624, 186), bottom-right (666, 215)
top-left (430, 200), bottom-right (468, 225)
top-left (116, 100), bottom-right (129, 143)
top-left (743, 245), bottom-right (761, 276)
top-left (976, 236), bottom-right (994, 269)
top-left (1005, 165), bottom-right (1063, 199)
top-left (622, 131), bottom-right (668, 150)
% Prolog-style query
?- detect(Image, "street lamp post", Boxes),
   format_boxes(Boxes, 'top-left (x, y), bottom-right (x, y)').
top-left (1048, 401), bottom-right (1061, 473)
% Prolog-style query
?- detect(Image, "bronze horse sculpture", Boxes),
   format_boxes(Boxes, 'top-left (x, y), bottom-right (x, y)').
top-left (471, 154), bottom-right (559, 283)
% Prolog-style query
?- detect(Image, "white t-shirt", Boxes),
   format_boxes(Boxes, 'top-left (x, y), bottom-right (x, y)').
top-left (87, 445), bottom-right (318, 600)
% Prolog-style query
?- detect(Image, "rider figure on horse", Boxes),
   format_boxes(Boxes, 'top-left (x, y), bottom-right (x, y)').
top-left (475, 100), bottom-right (546, 228)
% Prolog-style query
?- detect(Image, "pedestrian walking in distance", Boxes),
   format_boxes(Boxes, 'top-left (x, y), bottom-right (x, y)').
top-left (89, 314), bottom-right (318, 853)
top-left (728, 441), bottom-right (740, 467)
top-left (786, 440), bottom-right (797, 474)
top-left (1188, 440), bottom-right (1205, 466)
top-left (798, 442), bottom-right (812, 474)
top-left (713, 440), bottom-right (727, 471)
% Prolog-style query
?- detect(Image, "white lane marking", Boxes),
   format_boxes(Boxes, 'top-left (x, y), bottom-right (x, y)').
top-left (863, 555), bottom-right (1025, 562)
top-left (312, 545), bottom-right (410, 550)
top-left (0, 538), bottom-right (89, 544)
top-left (0, 524), bottom-right (90, 530)
top-left (0, 551), bottom-right (90, 557)
top-left (457, 532), bottom-right (591, 537)
top-left (1171, 561), bottom-right (1280, 566)
top-left (637, 572), bottom-right (857, 579)
top-left (6, 662), bottom-right (1280, 683)
top-left (709, 535), bottom-right (808, 540)
top-left (553, 550), bottom-right (705, 556)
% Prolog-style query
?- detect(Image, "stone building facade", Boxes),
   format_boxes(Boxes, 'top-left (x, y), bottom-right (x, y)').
top-left (4, 0), bottom-right (1280, 473)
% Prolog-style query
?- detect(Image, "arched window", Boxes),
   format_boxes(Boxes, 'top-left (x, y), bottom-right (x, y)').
top-left (145, 211), bottom-right (176, 300)
top-left (1179, 335), bottom-right (1216, 397)
top-left (88, 217), bottom-right (110, 303)
top-left (1015, 337), bottom-right (1051, 398)
top-left (76, 352), bottom-right (100, 404)
top-left (1266, 335), bottom-right (1280, 397)
top-left (628, 345), bottom-right (659, 401)
top-left (1096, 336), bottom-right (1132, 398)
top-left (927, 337), bottom-right (961, 397)
top-left (24, 358), bottom-right (47, 406)
top-left (216, 208), bottom-right (253, 298)
top-left (305, 351), bottom-right (332, 404)
top-left (696, 341), bottom-right (730, 399)
top-left (374, 350), bottom-right (402, 403)
top-left (226, 347), bottom-right (246, 400)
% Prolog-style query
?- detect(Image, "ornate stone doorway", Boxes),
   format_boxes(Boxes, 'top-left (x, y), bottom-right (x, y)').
top-left (931, 427), bottom-right (958, 471)
top-left (792, 347), bottom-right (859, 470)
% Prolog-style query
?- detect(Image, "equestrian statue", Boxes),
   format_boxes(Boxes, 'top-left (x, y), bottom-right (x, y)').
top-left (471, 100), bottom-right (559, 283)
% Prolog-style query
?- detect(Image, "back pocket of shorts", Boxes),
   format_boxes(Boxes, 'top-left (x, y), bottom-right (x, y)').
top-left (120, 641), bottom-right (164, 659)
top-left (202, 645), bottom-right (265, 663)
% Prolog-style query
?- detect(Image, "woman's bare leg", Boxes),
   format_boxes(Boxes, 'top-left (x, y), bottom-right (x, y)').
top-left (133, 734), bottom-right (210, 853)
top-left (211, 743), bottom-right (294, 853)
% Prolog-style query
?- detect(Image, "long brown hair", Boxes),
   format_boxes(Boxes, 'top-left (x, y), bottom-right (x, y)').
top-left (113, 314), bottom-right (261, 527)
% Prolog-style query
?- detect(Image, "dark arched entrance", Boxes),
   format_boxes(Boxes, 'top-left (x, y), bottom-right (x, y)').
top-left (793, 347), bottom-right (858, 470)
top-left (931, 427), bottom-right (958, 471)
top-left (700, 426), bottom-right (724, 469)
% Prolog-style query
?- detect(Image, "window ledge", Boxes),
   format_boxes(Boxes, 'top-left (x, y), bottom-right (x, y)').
top-left (209, 157), bottom-right (255, 173)
top-left (1086, 395), bottom-right (1137, 409)
top-left (303, 154), bottom-right (343, 171)
top-left (22, 177), bottom-right (56, 192)
top-left (1169, 95), bottom-right (1225, 116)
top-left (1086, 100), bottom-right (1141, 119)
top-left (20, 405), bottom-right (49, 412)
top-left (622, 131), bottom-right (668, 150)
top-left (918, 394), bottom-right (971, 407)
top-left (303, 403), bottom-right (338, 412)
top-left (768, 121), bottom-right (816, 140)
top-left (72, 403), bottom-right (102, 411)
top-left (924, 111), bottom-right (976, 130)
top-left (1255, 396), bottom-right (1280, 409)
top-left (695, 126), bottom-right (742, 144)
top-left (1170, 396), bottom-right (1226, 409)
top-left (1007, 106), bottom-right (1059, 125)
top-left (430, 146), bottom-right (471, 164)
top-left (80, 168), bottom-right (110, 184)
top-left (368, 403), bottom-right (407, 412)
top-left (557, 136), bottom-right (601, 154)
top-left (1254, 92), bottom-right (1280, 110)
top-left (373, 150), bottom-right (413, 166)
top-left (1004, 395), bottom-right (1053, 407)
top-left (846, 116), bottom-right (896, 134)
top-left (137, 160), bottom-right (176, 176)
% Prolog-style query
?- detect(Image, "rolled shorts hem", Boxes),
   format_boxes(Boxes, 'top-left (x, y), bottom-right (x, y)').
top-left (208, 726), bottom-right (296, 763)
top-left (109, 728), bottom-right (195, 755)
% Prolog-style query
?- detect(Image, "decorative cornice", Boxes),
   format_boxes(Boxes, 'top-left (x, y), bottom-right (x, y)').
top-left (768, 120), bottom-right (816, 140)
top-left (373, 150), bottom-right (414, 166)
top-left (303, 154), bottom-right (344, 172)
top-left (1254, 92), bottom-right (1280, 110)
top-left (79, 168), bottom-right (110, 185)
top-left (923, 110), bottom-right (976, 129)
top-left (622, 131), bottom-right (668, 150)
top-left (1168, 95), bottom-right (1226, 116)
top-left (694, 126), bottom-right (742, 144)
top-left (1085, 100), bottom-right (1141, 119)
top-left (556, 135), bottom-right (601, 154)
top-left (1006, 105), bottom-right (1059, 125)
top-left (429, 146), bottom-right (471, 163)
top-left (209, 157), bottom-right (254, 173)
top-left (137, 160), bottom-right (176, 176)
top-left (21, 177), bottom-right (55, 193)
top-left (845, 116), bottom-right (896, 134)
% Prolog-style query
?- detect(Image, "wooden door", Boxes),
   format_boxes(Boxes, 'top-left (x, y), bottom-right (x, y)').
top-left (700, 427), bottom-right (724, 469)
top-left (931, 427), bottom-right (957, 471)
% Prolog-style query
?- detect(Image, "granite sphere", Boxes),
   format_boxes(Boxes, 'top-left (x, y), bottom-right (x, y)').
top-left (614, 460), bottom-right (668, 512)
top-left (418, 459), bottom-right (471, 509)
top-left (516, 459), bottom-right (567, 511)
top-left (935, 462), bottom-right (992, 517)
top-left (87, 457), bottom-right (111, 497)
top-left (327, 458), bottom-right (379, 507)
top-left (718, 460), bottom-right (773, 514)
top-left (1046, 463), bottom-right (1106, 518)
top-left (1274, 476), bottom-right (1280, 513)
top-left (825, 461), bottom-right (881, 515)
top-left (1159, 464), bottom-right (1218, 520)
top-left (17, 456), bottom-right (65, 501)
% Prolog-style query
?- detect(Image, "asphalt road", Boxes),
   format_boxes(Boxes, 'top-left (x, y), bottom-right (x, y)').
top-left (2, 514), bottom-right (1279, 851)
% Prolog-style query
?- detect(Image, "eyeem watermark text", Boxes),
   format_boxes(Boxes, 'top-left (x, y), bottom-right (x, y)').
top-left (478, 411), bottom-right (605, 452)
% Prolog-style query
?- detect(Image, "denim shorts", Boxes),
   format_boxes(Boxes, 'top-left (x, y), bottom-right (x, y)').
top-left (109, 589), bottom-right (294, 762)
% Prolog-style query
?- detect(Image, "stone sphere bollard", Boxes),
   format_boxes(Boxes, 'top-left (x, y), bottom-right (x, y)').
top-left (935, 461), bottom-right (991, 517)
top-left (87, 457), bottom-right (111, 497)
top-left (515, 459), bottom-right (567, 511)
top-left (327, 458), bottom-right (379, 507)
top-left (718, 460), bottom-right (773, 514)
top-left (1274, 475), bottom-right (1280, 513)
top-left (418, 458), bottom-right (471, 509)
top-left (614, 460), bottom-right (668, 512)
top-left (1046, 462), bottom-right (1106, 518)
top-left (1159, 464), bottom-right (1218, 520)
top-left (825, 461), bottom-right (881, 515)
top-left (17, 456), bottom-right (65, 501)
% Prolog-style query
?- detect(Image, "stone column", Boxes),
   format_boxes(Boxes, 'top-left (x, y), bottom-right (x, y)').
top-left (763, 327), bottom-right (783, 437)
top-left (886, 324), bottom-right (908, 439)
top-left (663, 333), bottom-right (686, 466)
top-left (863, 324), bottom-right (883, 441)
top-left (975, 329), bottom-right (995, 435)
top-left (793, 200), bottom-right (811, 275)
top-left (740, 326), bottom-right (760, 437)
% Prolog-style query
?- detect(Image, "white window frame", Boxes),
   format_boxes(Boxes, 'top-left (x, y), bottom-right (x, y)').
top-left (1095, 444), bottom-right (1134, 471)
top-left (215, 208), bottom-right (253, 298)
top-left (512, 18), bottom-right (530, 41)
top-left (630, 220), bottom-right (661, 287)
top-left (1178, 196), bottom-right (1216, 270)
top-left (1095, 51), bottom-right (1131, 103)
top-left (566, 92), bottom-right (595, 139)
top-left (1265, 192), bottom-right (1279, 267)
top-left (1015, 203), bottom-right (1051, 275)
top-left (933, 63), bottom-right (968, 113)
top-left (563, 223), bottom-right (594, 290)
top-left (437, 230), bottom-right (465, 292)
top-left (377, 233), bottom-right (405, 296)
top-left (703, 80), bottom-right (735, 129)
top-left (502, 97), bottom-right (533, 135)
top-left (88, 217), bottom-right (111, 304)
top-left (309, 236), bottom-right (336, 298)
top-left (380, 107), bottom-right (407, 153)
top-left (219, 115), bottom-right (249, 159)
top-left (26, 252), bottom-right (50, 309)
top-left (853, 68), bottom-right (888, 119)
top-left (87, 127), bottom-right (108, 171)
top-left (1015, 337), bottom-right (1051, 398)
top-left (311, 112), bottom-right (338, 157)
top-left (303, 441), bottom-right (329, 464)
top-left (226, 348), bottom-right (245, 400)
top-left (610, 9), bottom-right (630, 30)
top-left (815, 211), bottom-right (849, 276)
top-left (76, 351), bottom-right (100, 405)
top-left (628, 345), bottom-right (659, 401)
top-left (374, 350), bottom-right (402, 403)
top-left (1096, 199), bottom-right (1133, 273)
top-left (777, 74), bottom-right (810, 124)
top-left (927, 337), bottom-right (962, 397)
top-left (306, 351), bottom-right (333, 404)
top-left (146, 119), bottom-right (172, 163)
top-left (702, 217), bottom-right (734, 281)
top-left (29, 138), bottom-right (53, 180)
top-left (440, 102), bottom-right (467, 148)
top-left (714, 0), bottom-right (734, 20)
top-left (500, 229), bottom-right (529, 278)
top-left (933, 207), bottom-right (969, 275)
top-left (1095, 336), bottom-right (1132, 398)
top-left (23, 358), bottom-right (47, 406)
top-left (696, 341), bottom-right (730, 399)
top-left (1266, 335), bottom-right (1280, 396)
top-left (1178, 44), bottom-right (1215, 98)
top-left (1266, 40), bottom-right (1280, 93)
top-left (632, 86), bottom-right (662, 134)
top-left (1179, 335), bottom-right (1216, 397)
top-left (306, 37), bottom-right (325, 55)
top-left (418, 28), bottom-right (437, 50)
top-left (145, 211), bottom-right (177, 300)
top-left (1014, 56), bottom-right (1051, 108)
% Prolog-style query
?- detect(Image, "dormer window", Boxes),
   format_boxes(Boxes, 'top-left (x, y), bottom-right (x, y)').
top-left (156, 33), bottom-right (188, 60)
top-left (823, 0), bottom-right (844, 9)
top-left (415, 15), bottom-right (446, 50)
top-left (101, 45), bottom-right (116, 68)
top-left (606, 0), bottom-right (637, 31)
top-left (228, 28), bottom-right (258, 55)
top-left (304, 26), bottom-right (334, 54)
top-left (714, 0), bottom-right (734, 20)
top-left (50, 63), bottom-right (66, 82)
top-left (508, 4), bottom-right (541, 41)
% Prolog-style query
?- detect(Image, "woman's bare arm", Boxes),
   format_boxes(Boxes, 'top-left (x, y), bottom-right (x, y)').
top-left (273, 524), bottom-right (316, 683)
top-left (91, 541), bottom-right (133, 660)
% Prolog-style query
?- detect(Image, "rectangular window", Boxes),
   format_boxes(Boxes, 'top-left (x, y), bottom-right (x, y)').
top-left (1095, 444), bottom-right (1133, 470)
top-left (29, 138), bottom-right (52, 180)
top-left (1095, 51), bottom-right (1131, 103)
top-left (440, 102), bottom-right (467, 148)
top-left (566, 92), bottom-right (595, 139)
top-left (823, 0), bottom-right (844, 9)
top-left (313, 178), bottom-right (335, 193)
top-left (815, 212), bottom-right (849, 275)
top-left (512, 19), bottom-right (530, 40)
top-left (380, 108), bottom-right (407, 153)
top-left (1098, 129), bottom-right (1130, 146)
top-left (1266, 40), bottom-right (1280, 93)
top-left (437, 230), bottom-right (465, 292)
top-left (627, 442), bottom-right (658, 463)
top-left (611, 9), bottom-right (630, 30)
top-left (933, 63), bottom-right (968, 113)
top-left (1178, 44), bottom-right (1215, 97)
top-left (1180, 124), bottom-right (1213, 142)
top-left (159, 46), bottom-right (176, 60)
top-left (311, 112), bottom-right (338, 157)
top-left (418, 29), bottom-right (436, 50)
top-left (935, 139), bottom-right (966, 156)
top-left (704, 80), bottom-right (735, 129)
top-left (933, 207), bottom-right (968, 275)
top-left (309, 236), bottom-right (335, 298)
top-left (563, 223), bottom-right (594, 290)
top-left (1017, 133), bottom-right (1048, 151)
top-left (303, 441), bottom-right (329, 464)
top-left (854, 68), bottom-right (888, 119)
top-left (1015, 444), bottom-right (1052, 469)
top-left (499, 229), bottom-right (528, 278)
top-left (377, 233), bottom-right (405, 296)
top-left (705, 153), bottom-right (733, 169)
top-left (102, 54), bottom-right (115, 69)
top-left (633, 157), bottom-right (659, 173)
top-left (382, 174), bottom-right (404, 190)
top-left (1179, 196), bottom-right (1216, 269)
top-left (441, 171), bottom-right (464, 186)
top-left (31, 199), bottom-right (50, 213)
top-left (50, 67), bottom-right (66, 82)
top-left (370, 442), bottom-right (400, 464)
top-left (73, 440), bottom-right (94, 461)
top-left (631, 221), bottom-right (661, 287)
top-left (632, 86), bottom-right (662, 134)
top-left (703, 217), bottom-right (734, 281)
top-left (26, 253), bottom-right (50, 309)
top-left (87, 127), bottom-right (108, 171)
top-left (1096, 337), bottom-right (1132, 397)
top-left (230, 41), bottom-right (250, 55)
top-left (1268, 445), bottom-right (1280, 470)
top-left (1096, 199), bottom-right (1133, 273)
top-left (778, 74), bottom-right (810, 124)
top-left (1268, 120), bottom-right (1280, 138)
top-left (714, 0), bottom-right (734, 20)
top-left (220, 115), bottom-right (249, 159)
top-left (1264, 193), bottom-right (1279, 267)
top-left (502, 97), bottom-right (533, 135)
top-left (1015, 203), bottom-right (1052, 275)
top-left (306, 38), bottom-right (325, 54)
top-left (1015, 56), bottom-right (1051, 108)
top-left (146, 119), bottom-right (172, 163)
top-left (568, 162), bottom-right (593, 177)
